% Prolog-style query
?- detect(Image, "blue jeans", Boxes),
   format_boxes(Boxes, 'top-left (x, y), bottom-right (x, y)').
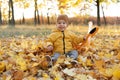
top-left (51, 50), bottom-right (78, 61)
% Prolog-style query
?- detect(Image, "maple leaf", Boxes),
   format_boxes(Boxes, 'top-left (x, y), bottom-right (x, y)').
top-left (105, 68), bottom-right (113, 77)
top-left (0, 61), bottom-right (5, 73)
top-left (12, 70), bottom-right (24, 80)
top-left (113, 64), bottom-right (120, 80)
top-left (0, 49), bottom-right (4, 56)
top-left (21, 40), bottom-right (28, 49)
top-left (62, 68), bottom-right (76, 76)
top-left (42, 72), bottom-right (50, 79)
top-left (15, 55), bottom-right (27, 71)
top-left (5, 75), bottom-right (12, 80)
top-left (0, 26), bottom-right (120, 80)
top-left (86, 59), bottom-right (93, 67)
top-left (112, 67), bottom-right (120, 79)
top-left (116, 52), bottom-right (120, 60)
top-left (94, 59), bottom-right (105, 69)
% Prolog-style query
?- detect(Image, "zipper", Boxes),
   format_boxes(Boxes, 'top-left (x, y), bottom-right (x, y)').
top-left (62, 31), bottom-right (65, 54)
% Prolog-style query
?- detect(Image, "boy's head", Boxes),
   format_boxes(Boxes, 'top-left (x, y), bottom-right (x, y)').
top-left (56, 14), bottom-right (69, 31)
top-left (57, 14), bottom-right (69, 24)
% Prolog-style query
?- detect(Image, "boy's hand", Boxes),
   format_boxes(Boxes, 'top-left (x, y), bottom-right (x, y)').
top-left (46, 45), bottom-right (53, 52)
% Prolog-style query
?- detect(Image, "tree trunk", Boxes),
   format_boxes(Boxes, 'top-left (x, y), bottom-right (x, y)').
top-left (101, 4), bottom-right (107, 25)
top-left (37, 10), bottom-right (40, 24)
top-left (34, 0), bottom-right (37, 25)
top-left (22, 9), bottom-right (25, 24)
top-left (0, 7), bottom-right (2, 25)
top-left (47, 12), bottom-right (50, 24)
top-left (34, 0), bottom-right (40, 25)
top-left (9, 0), bottom-right (15, 27)
top-left (22, 14), bottom-right (25, 24)
top-left (11, 0), bottom-right (15, 25)
top-left (41, 12), bottom-right (44, 24)
top-left (96, 0), bottom-right (100, 26)
top-left (8, 1), bottom-right (11, 25)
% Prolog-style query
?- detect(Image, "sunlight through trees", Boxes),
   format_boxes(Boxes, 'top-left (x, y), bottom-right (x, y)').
top-left (0, 0), bottom-right (119, 26)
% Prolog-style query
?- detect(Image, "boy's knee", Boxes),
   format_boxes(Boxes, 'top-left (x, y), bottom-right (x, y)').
top-left (51, 53), bottom-right (60, 61)
top-left (67, 50), bottom-right (78, 59)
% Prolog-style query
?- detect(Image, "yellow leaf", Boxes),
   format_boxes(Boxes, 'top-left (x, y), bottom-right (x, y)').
top-left (98, 52), bottom-right (104, 58)
top-left (31, 63), bottom-right (39, 67)
top-left (104, 53), bottom-right (113, 58)
top-left (99, 68), bottom-right (107, 76)
top-left (113, 69), bottom-right (120, 79)
top-left (116, 52), bottom-right (120, 60)
top-left (114, 40), bottom-right (120, 47)
top-left (6, 64), bottom-right (13, 70)
top-left (21, 40), bottom-right (28, 49)
top-left (2, 74), bottom-right (7, 80)
top-left (94, 60), bottom-right (105, 69)
top-left (89, 0), bottom-right (93, 3)
top-left (14, 0), bottom-right (19, 2)
top-left (24, 2), bottom-right (29, 8)
top-left (0, 50), bottom-right (4, 55)
top-left (86, 59), bottom-right (93, 66)
top-left (105, 68), bottom-right (113, 77)
top-left (16, 56), bottom-right (27, 71)
top-left (42, 73), bottom-right (49, 78)
top-left (75, 74), bottom-right (88, 80)
top-left (5, 75), bottom-right (12, 80)
top-left (62, 68), bottom-right (76, 76)
top-left (27, 76), bottom-right (36, 80)
top-left (30, 45), bottom-right (36, 50)
top-left (0, 62), bottom-right (5, 73)
top-left (31, 40), bottom-right (38, 50)
top-left (54, 77), bottom-right (60, 80)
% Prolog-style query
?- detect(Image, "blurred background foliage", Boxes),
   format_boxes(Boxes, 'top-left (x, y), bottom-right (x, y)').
top-left (0, 0), bottom-right (120, 27)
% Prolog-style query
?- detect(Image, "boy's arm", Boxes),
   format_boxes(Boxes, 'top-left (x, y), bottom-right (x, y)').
top-left (76, 27), bottom-right (99, 50)
top-left (44, 33), bottom-right (55, 46)
top-left (43, 33), bottom-right (55, 51)
top-left (70, 32), bottom-right (85, 47)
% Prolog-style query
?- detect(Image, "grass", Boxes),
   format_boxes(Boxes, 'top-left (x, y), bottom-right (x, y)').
top-left (0, 25), bottom-right (53, 38)
top-left (0, 24), bottom-right (120, 38)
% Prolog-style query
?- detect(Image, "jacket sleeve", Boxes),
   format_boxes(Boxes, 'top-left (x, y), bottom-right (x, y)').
top-left (43, 33), bottom-right (56, 47)
top-left (70, 32), bottom-right (84, 46)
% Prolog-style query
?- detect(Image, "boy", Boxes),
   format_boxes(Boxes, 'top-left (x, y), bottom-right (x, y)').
top-left (42, 14), bottom-right (85, 68)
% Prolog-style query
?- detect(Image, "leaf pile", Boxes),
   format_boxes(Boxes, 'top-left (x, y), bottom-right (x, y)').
top-left (0, 28), bottom-right (120, 80)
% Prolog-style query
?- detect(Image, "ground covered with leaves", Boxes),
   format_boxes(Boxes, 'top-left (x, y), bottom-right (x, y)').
top-left (0, 26), bottom-right (120, 80)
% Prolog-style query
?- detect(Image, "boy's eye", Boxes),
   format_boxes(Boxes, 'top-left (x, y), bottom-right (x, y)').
top-left (63, 22), bottom-right (65, 24)
top-left (58, 22), bottom-right (61, 24)
top-left (58, 22), bottom-right (66, 24)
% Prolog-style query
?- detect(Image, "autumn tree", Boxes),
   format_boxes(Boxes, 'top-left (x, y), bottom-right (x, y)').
top-left (8, 0), bottom-right (15, 27)
top-left (96, 0), bottom-right (100, 26)
top-left (87, 0), bottom-right (101, 26)
top-left (101, 3), bottom-right (107, 25)
top-left (0, 1), bottom-right (2, 25)
top-left (14, 0), bottom-right (31, 24)
top-left (90, 0), bottom-right (120, 26)
top-left (34, 0), bottom-right (40, 25)
top-left (43, 0), bottom-right (58, 24)
top-left (38, 3), bottom-right (45, 24)
top-left (101, 0), bottom-right (120, 25)
top-left (57, 0), bottom-right (91, 16)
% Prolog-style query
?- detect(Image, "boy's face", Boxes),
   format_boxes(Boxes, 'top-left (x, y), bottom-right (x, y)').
top-left (56, 20), bottom-right (68, 31)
